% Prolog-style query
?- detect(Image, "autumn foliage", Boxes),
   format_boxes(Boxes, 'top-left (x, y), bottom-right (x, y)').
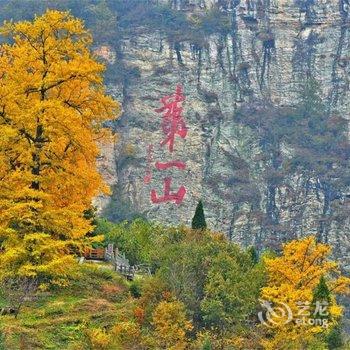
top-left (0, 7), bottom-right (349, 350)
top-left (260, 236), bottom-right (350, 349)
top-left (0, 11), bottom-right (119, 285)
top-left (151, 300), bottom-right (193, 350)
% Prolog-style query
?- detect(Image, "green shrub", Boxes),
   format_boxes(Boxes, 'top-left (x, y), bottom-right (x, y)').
top-left (129, 280), bottom-right (142, 298)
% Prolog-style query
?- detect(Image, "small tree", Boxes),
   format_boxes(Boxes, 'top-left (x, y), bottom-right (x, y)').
top-left (312, 275), bottom-right (331, 307)
top-left (192, 200), bottom-right (207, 230)
top-left (311, 275), bottom-right (342, 347)
top-left (202, 337), bottom-right (212, 350)
top-left (247, 246), bottom-right (259, 264)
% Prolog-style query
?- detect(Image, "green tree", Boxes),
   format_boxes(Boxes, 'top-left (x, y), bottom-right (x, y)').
top-left (312, 277), bottom-right (343, 348)
top-left (312, 275), bottom-right (331, 307)
top-left (150, 227), bottom-right (265, 334)
top-left (200, 250), bottom-right (264, 335)
top-left (202, 337), bottom-right (212, 350)
top-left (247, 246), bottom-right (259, 264)
top-left (192, 200), bottom-right (207, 230)
top-left (95, 218), bottom-right (159, 266)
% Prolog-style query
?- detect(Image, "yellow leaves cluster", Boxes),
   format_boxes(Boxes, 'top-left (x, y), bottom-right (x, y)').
top-left (151, 300), bottom-right (193, 350)
top-left (0, 10), bottom-right (120, 284)
top-left (87, 327), bottom-right (112, 350)
top-left (260, 236), bottom-right (350, 349)
top-left (112, 321), bottom-right (142, 346)
top-left (264, 236), bottom-right (336, 287)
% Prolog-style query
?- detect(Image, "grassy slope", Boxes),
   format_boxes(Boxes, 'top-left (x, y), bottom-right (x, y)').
top-left (0, 263), bottom-right (134, 350)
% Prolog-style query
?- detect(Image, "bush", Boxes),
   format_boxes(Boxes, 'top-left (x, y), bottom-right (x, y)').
top-left (86, 328), bottom-right (111, 350)
top-left (129, 280), bottom-right (142, 298)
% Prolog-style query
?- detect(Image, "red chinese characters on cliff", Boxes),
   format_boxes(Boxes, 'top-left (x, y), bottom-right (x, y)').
top-left (151, 177), bottom-right (186, 205)
top-left (155, 85), bottom-right (188, 153)
top-left (146, 85), bottom-right (187, 205)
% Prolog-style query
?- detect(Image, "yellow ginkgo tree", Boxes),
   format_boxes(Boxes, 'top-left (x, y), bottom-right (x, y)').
top-left (260, 236), bottom-right (350, 349)
top-left (0, 10), bottom-right (119, 288)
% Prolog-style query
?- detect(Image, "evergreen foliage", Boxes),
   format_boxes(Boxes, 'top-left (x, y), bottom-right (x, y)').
top-left (312, 275), bottom-right (331, 305)
top-left (202, 338), bottom-right (213, 350)
top-left (192, 200), bottom-right (207, 230)
top-left (247, 246), bottom-right (259, 264)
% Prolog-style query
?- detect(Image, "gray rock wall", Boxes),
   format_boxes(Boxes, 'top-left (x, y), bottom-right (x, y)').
top-left (95, 0), bottom-right (350, 260)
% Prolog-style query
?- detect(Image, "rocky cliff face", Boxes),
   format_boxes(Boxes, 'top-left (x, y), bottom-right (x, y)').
top-left (95, 0), bottom-right (350, 260)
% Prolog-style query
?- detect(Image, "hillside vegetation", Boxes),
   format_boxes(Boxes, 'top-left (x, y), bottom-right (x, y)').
top-left (1, 220), bottom-right (349, 349)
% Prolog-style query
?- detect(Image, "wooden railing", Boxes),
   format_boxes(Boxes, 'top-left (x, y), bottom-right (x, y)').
top-left (83, 244), bottom-right (151, 280)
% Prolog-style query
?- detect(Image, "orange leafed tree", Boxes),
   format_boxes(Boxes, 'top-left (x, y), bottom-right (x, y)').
top-left (0, 10), bottom-right (120, 285)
